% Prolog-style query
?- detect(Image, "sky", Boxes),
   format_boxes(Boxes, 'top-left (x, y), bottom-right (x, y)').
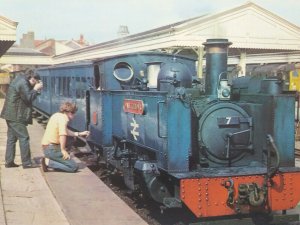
top-left (1, 0), bottom-right (300, 45)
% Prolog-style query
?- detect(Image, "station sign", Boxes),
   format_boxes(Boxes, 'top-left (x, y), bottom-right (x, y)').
top-left (123, 99), bottom-right (144, 115)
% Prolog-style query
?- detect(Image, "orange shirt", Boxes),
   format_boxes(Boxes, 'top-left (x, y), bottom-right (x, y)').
top-left (41, 112), bottom-right (69, 145)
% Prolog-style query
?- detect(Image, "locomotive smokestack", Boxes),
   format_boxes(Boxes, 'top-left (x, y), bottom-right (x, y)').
top-left (203, 39), bottom-right (232, 98)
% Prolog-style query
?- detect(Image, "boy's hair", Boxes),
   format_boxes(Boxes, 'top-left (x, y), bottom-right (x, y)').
top-left (59, 102), bottom-right (78, 114)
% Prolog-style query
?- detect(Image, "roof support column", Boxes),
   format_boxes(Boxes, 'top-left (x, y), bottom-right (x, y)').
top-left (197, 46), bottom-right (204, 79)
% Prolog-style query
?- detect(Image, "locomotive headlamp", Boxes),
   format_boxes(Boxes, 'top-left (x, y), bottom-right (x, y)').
top-left (222, 88), bottom-right (230, 98)
top-left (218, 79), bottom-right (231, 100)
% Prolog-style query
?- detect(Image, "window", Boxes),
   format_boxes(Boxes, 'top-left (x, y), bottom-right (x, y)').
top-left (81, 77), bottom-right (86, 98)
top-left (42, 77), bottom-right (47, 92)
top-left (59, 77), bottom-right (64, 96)
top-left (113, 62), bottom-right (133, 82)
top-left (75, 77), bottom-right (81, 98)
top-left (147, 63), bottom-right (161, 88)
top-left (66, 77), bottom-right (71, 97)
top-left (62, 77), bottom-right (69, 96)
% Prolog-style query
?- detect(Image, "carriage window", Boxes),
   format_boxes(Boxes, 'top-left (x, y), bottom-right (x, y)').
top-left (69, 78), bottom-right (73, 97)
top-left (75, 77), bottom-right (81, 98)
top-left (42, 77), bottom-right (47, 92)
top-left (55, 77), bottom-right (59, 96)
top-left (81, 77), bottom-right (86, 98)
top-left (86, 76), bottom-right (92, 89)
top-left (113, 62), bottom-right (133, 82)
top-left (62, 77), bottom-right (68, 96)
top-left (147, 63), bottom-right (161, 88)
top-left (66, 77), bottom-right (71, 97)
top-left (59, 77), bottom-right (64, 96)
top-left (51, 77), bottom-right (55, 95)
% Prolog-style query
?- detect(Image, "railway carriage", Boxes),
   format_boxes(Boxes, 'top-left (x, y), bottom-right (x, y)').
top-left (33, 61), bottom-right (93, 131)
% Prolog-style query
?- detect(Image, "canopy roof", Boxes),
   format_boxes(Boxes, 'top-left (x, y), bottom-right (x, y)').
top-left (0, 15), bottom-right (18, 57)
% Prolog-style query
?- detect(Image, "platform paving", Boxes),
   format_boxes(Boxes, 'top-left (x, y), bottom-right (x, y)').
top-left (0, 104), bottom-right (69, 224)
top-left (0, 99), bottom-right (147, 225)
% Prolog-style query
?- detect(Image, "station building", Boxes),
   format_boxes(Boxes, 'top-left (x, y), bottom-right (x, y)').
top-left (0, 1), bottom-right (299, 77)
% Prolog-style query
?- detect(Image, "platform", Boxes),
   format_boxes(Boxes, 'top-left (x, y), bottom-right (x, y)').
top-left (0, 99), bottom-right (147, 225)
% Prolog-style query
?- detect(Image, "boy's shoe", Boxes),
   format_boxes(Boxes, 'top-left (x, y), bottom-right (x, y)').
top-left (5, 162), bottom-right (19, 168)
top-left (23, 164), bottom-right (39, 169)
top-left (40, 157), bottom-right (48, 172)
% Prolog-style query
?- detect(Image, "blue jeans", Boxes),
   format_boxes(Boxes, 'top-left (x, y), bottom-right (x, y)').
top-left (43, 145), bottom-right (78, 172)
top-left (5, 121), bottom-right (32, 166)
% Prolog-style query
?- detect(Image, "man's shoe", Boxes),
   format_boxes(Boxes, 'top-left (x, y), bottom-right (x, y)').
top-left (40, 157), bottom-right (48, 172)
top-left (23, 164), bottom-right (40, 169)
top-left (5, 162), bottom-right (19, 168)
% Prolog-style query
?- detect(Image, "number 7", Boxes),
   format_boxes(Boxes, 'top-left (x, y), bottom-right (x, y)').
top-left (226, 117), bottom-right (231, 125)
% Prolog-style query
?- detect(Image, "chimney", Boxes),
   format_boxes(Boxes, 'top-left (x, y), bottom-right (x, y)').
top-left (117, 25), bottom-right (129, 37)
top-left (20, 31), bottom-right (35, 48)
top-left (79, 34), bottom-right (84, 45)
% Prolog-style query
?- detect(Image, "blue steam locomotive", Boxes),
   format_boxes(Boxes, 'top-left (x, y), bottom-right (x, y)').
top-left (33, 39), bottom-right (300, 223)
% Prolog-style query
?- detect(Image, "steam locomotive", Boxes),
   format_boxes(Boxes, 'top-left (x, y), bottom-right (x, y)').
top-left (33, 39), bottom-right (300, 224)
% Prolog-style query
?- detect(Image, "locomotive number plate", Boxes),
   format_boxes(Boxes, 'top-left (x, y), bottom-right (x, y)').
top-left (217, 116), bottom-right (240, 127)
top-left (123, 99), bottom-right (144, 115)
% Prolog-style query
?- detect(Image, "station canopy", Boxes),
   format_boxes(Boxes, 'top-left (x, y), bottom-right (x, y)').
top-left (0, 16), bottom-right (18, 57)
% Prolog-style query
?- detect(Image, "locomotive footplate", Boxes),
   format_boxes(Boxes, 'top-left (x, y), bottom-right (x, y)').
top-left (171, 166), bottom-right (300, 179)
top-left (189, 213), bottom-right (299, 225)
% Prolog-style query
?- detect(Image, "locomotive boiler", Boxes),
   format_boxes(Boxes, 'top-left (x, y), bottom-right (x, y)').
top-left (32, 39), bottom-right (300, 224)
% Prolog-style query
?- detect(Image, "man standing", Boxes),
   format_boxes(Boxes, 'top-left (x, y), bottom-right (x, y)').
top-left (40, 102), bottom-right (89, 172)
top-left (1, 69), bottom-right (43, 168)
